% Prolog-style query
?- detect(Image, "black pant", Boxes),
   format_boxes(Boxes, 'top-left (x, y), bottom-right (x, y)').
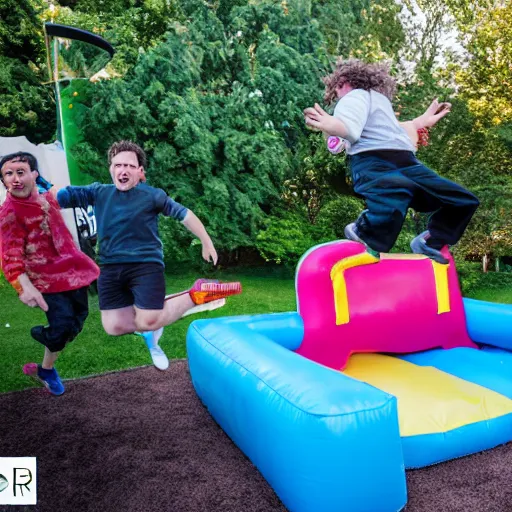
top-left (33, 287), bottom-right (89, 353)
top-left (349, 150), bottom-right (479, 253)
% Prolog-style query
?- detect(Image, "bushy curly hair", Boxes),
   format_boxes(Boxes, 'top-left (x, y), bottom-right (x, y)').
top-left (108, 140), bottom-right (147, 168)
top-left (323, 59), bottom-right (396, 105)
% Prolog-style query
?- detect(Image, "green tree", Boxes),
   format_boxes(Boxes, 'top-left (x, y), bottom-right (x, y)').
top-left (391, 0), bottom-right (512, 269)
top-left (71, 20), bottom-right (299, 262)
top-left (447, 1), bottom-right (512, 126)
top-left (454, 188), bottom-right (512, 272)
top-left (0, 0), bottom-right (55, 142)
top-left (311, 0), bottom-right (404, 59)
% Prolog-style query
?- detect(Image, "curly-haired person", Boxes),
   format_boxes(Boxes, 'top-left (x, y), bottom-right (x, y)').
top-left (304, 59), bottom-right (479, 263)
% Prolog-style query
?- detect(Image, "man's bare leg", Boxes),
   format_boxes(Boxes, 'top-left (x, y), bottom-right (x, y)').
top-left (99, 295), bottom-right (195, 370)
top-left (133, 294), bottom-right (194, 332)
top-left (135, 294), bottom-right (195, 371)
top-left (100, 282), bottom-right (240, 369)
top-left (101, 293), bottom-right (195, 335)
top-left (42, 347), bottom-right (59, 370)
top-left (101, 306), bottom-right (138, 336)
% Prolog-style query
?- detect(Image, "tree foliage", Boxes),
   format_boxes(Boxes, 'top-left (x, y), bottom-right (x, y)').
top-left (394, 0), bottom-right (512, 267)
top-left (0, 0), bottom-right (55, 142)
top-left (447, 1), bottom-right (512, 127)
top-left (71, 9), bottom-right (310, 260)
top-left (4, 0), bottom-right (512, 268)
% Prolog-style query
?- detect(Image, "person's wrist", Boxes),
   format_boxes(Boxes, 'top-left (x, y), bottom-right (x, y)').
top-left (415, 114), bottom-right (429, 129)
top-left (17, 274), bottom-right (30, 287)
top-left (12, 279), bottom-right (23, 295)
top-left (327, 116), bottom-right (339, 134)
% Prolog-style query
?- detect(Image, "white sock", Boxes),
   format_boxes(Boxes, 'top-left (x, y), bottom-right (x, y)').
top-left (153, 327), bottom-right (164, 345)
top-left (141, 328), bottom-right (164, 348)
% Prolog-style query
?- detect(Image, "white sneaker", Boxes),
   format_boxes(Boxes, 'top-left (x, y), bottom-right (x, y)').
top-left (141, 330), bottom-right (169, 370)
top-left (148, 345), bottom-right (169, 371)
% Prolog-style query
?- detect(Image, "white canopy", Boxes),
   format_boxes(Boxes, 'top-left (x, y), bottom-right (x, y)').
top-left (0, 136), bottom-right (79, 245)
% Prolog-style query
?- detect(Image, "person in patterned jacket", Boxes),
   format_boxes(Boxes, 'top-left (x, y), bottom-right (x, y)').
top-left (0, 152), bottom-right (99, 396)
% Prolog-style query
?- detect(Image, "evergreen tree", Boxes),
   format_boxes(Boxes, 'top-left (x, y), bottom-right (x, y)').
top-left (0, 0), bottom-right (55, 142)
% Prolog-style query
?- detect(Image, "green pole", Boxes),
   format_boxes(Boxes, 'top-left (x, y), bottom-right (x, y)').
top-left (45, 23), bottom-right (114, 186)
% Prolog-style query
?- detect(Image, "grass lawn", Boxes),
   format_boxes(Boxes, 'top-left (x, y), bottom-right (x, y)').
top-left (465, 287), bottom-right (512, 303)
top-left (1, 268), bottom-right (296, 393)
top-left (2, 267), bottom-right (512, 394)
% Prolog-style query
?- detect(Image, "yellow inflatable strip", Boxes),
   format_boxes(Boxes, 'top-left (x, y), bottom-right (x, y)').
top-left (330, 252), bottom-right (379, 325)
top-left (432, 261), bottom-right (450, 314)
top-left (342, 353), bottom-right (512, 437)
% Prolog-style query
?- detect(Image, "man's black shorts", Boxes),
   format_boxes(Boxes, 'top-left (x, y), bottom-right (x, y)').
top-left (98, 263), bottom-right (166, 311)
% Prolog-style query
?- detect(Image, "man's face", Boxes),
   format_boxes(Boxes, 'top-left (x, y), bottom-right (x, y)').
top-left (0, 159), bottom-right (37, 198)
top-left (109, 151), bottom-right (144, 192)
top-left (336, 82), bottom-right (353, 99)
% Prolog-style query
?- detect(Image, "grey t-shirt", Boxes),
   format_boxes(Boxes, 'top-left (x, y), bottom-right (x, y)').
top-left (333, 89), bottom-right (416, 155)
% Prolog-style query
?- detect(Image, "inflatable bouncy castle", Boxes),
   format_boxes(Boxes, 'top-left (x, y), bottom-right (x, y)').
top-left (186, 240), bottom-right (512, 512)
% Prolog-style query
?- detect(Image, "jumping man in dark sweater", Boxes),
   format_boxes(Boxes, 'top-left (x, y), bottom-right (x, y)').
top-left (52, 140), bottom-right (241, 371)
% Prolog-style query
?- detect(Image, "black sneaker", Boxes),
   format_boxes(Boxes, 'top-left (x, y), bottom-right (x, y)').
top-left (410, 231), bottom-right (449, 264)
top-left (344, 223), bottom-right (380, 259)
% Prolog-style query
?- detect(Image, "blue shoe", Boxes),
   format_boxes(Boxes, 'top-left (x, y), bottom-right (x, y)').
top-left (23, 363), bottom-right (65, 396)
top-left (344, 223), bottom-right (380, 259)
top-left (410, 231), bottom-right (449, 264)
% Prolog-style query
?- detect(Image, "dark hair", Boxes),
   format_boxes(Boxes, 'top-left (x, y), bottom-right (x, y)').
top-left (108, 140), bottom-right (147, 168)
top-left (323, 58), bottom-right (397, 104)
top-left (0, 152), bottom-right (39, 174)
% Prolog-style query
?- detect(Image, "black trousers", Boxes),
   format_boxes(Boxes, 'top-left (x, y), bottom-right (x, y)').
top-left (349, 150), bottom-right (479, 253)
top-left (33, 287), bottom-right (89, 353)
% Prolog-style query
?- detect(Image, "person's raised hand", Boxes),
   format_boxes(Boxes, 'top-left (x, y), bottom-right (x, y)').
top-left (420, 98), bottom-right (452, 128)
top-left (304, 103), bottom-right (332, 132)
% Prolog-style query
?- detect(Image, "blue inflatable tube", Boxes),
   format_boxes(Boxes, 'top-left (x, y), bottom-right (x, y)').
top-left (187, 317), bottom-right (407, 512)
top-left (400, 347), bottom-right (512, 467)
top-left (464, 298), bottom-right (512, 349)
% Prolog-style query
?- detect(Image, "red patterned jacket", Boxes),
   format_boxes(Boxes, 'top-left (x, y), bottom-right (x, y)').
top-left (0, 190), bottom-right (99, 294)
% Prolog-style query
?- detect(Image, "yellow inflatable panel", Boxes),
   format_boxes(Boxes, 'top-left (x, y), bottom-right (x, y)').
top-left (342, 353), bottom-right (512, 437)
